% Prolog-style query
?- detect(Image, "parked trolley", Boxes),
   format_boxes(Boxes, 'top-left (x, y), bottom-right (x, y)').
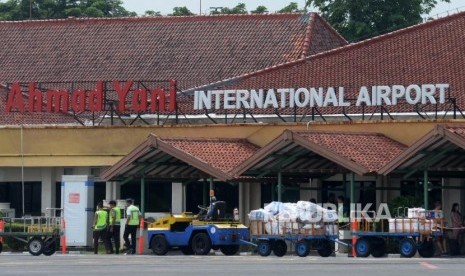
top-left (352, 208), bottom-right (444, 258)
top-left (249, 218), bottom-right (339, 257)
top-left (0, 208), bottom-right (62, 256)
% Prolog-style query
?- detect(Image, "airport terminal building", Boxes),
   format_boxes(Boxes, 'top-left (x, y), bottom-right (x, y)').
top-left (0, 11), bottom-right (464, 225)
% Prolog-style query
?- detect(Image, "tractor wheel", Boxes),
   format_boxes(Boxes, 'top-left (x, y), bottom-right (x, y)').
top-left (273, 240), bottom-right (287, 257)
top-left (191, 233), bottom-right (211, 255)
top-left (28, 237), bottom-right (44, 256)
top-left (151, 235), bottom-right (169, 256)
top-left (295, 240), bottom-right (310, 257)
top-left (418, 240), bottom-right (435, 258)
top-left (42, 238), bottom-right (58, 256)
top-left (220, 245), bottom-right (240, 256)
top-left (355, 238), bottom-right (371, 258)
top-left (399, 238), bottom-right (417, 258)
top-left (180, 246), bottom-right (194, 255)
top-left (370, 238), bottom-right (386, 258)
top-left (257, 240), bottom-right (272, 257)
top-left (317, 240), bottom-right (333, 257)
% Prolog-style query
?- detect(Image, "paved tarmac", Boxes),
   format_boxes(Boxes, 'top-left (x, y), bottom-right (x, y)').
top-left (0, 253), bottom-right (464, 276)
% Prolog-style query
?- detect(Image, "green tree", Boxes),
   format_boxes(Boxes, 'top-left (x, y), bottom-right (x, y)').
top-left (279, 2), bottom-right (301, 13)
top-left (144, 10), bottom-right (161, 17)
top-left (211, 3), bottom-right (247, 15)
top-left (306, 0), bottom-right (450, 42)
top-left (0, 0), bottom-right (135, 20)
top-left (170, 6), bottom-right (194, 16)
top-left (251, 5), bottom-right (268, 14)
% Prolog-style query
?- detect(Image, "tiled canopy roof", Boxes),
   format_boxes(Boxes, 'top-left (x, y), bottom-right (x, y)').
top-left (379, 124), bottom-right (465, 175)
top-left (159, 137), bottom-right (260, 174)
top-left (101, 134), bottom-right (259, 181)
top-left (189, 12), bottom-right (465, 116)
top-left (0, 13), bottom-right (346, 91)
top-left (294, 131), bottom-right (407, 173)
top-left (231, 130), bottom-right (407, 177)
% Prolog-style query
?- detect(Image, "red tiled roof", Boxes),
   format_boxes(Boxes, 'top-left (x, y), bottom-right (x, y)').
top-left (159, 137), bottom-right (259, 173)
top-left (101, 134), bottom-right (260, 181)
top-left (188, 12), bottom-right (465, 117)
top-left (294, 131), bottom-right (407, 172)
top-left (0, 13), bottom-right (346, 92)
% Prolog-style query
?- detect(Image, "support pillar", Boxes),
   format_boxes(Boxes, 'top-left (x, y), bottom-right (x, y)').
top-left (277, 172), bottom-right (282, 202)
top-left (171, 182), bottom-right (183, 214)
top-left (209, 177), bottom-right (215, 201)
top-left (350, 172), bottom-right (355, 204)
top-left (105, 181), bottom-right (113, 200)
top-left (41, 168), bottom-right (56, 215)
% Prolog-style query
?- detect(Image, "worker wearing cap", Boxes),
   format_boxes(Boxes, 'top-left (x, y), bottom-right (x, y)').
top-left (109, 200), bottom-right (121, 254)
top-left (123, 198), bottom-right (141, 255)
top-left (93, 202), bottom-right (111, 254)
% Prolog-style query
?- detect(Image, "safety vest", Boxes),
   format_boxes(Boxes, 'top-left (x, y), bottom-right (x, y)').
top-left (127, 205), bottom-right (140, 226)
top-left (95, 210), bottom-right (108, 230)
top-left (110, 207), bottom-right (121, 225)
top-left (338, 204), bottom-right (347, 223)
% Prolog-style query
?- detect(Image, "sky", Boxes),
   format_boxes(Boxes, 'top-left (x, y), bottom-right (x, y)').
top-left (122, 0), bottom-right (465, 17)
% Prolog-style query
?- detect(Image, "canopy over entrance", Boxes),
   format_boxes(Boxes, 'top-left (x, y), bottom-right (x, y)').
top-left (379, 124), bottom-right (465, 208)
top-left (101, 134), bottom-right (259, 182)
top-left (231, 130), bottom-right (406, 202)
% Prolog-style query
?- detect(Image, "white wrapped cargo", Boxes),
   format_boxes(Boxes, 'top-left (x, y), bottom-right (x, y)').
top-left (248, 208), bottom-right (273, 221)
top-left (249, 201), bottom-right (338, 235)
top-left (407, 208), bottom-right (426, 218)
top-left (264, 201), bottom-right (283, 215)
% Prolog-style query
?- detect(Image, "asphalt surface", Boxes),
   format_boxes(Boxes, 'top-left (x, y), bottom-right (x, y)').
top-left (0, 253), bottom-right (464, 276)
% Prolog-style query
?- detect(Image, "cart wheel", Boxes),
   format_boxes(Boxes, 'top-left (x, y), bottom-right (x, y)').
top-left (220, 245), bottom-right (240, 256)
top-left (42, 238), bottom-right (57, 256)
top-left (151, 235), bottom-right (169, 255)
top-left (317, 240), bottom-right (333, 257)
top-left (399, 238), bottom-right (417, 258)
top-left (418, 240), bottom-right (435, 258)
top-left (273, 240), bottom-right (287, 257)
top-left (0, 241), bottom-right (3, 254)
top-left (191, 233), bottom-right (211, 255)
top-left (355, 238), bottom-right (371, 257)
top-left (28, 237), bottom-right (44, 256)
top-left (257, 240), bottom-right (272, 257)
top-left (295, 240), bottom-right (310, 257)
top-left (370, 238), bottom-right (386, 258)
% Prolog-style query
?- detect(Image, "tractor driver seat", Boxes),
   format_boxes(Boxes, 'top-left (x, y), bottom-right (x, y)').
top-left (207, 201), bottom-right (226, 220)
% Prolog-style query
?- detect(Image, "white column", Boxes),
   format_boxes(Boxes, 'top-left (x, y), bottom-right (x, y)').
top-left (41, 168), bottom-right (55, 215)
top-left (105, 181), bottom-right (113, 200)
top-left (113, 181), bottom-right (121, 200)
top-left (172, 182), bottom-right (183, 213)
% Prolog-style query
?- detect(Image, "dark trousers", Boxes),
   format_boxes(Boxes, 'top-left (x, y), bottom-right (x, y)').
top-left (93, 229), bottom-right (111, 254)
top-left (109, 225), bottom-right (121, 254)
top-left (123, 225), bottom-right (138, 253)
